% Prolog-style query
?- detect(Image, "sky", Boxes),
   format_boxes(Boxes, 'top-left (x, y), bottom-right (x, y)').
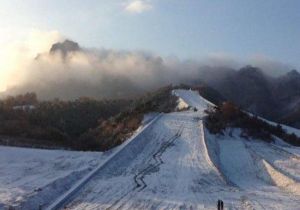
top-left (0, 0), bottom-right (300, 92)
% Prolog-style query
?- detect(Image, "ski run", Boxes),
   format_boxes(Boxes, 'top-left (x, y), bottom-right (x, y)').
top-left (1, 89), bottom-right (300, 210)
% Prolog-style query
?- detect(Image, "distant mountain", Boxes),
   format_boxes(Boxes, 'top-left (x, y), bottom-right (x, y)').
top-left (197, 66), bottom-right (300, 128)
top-left (275, 70), bottom-right (300, 110)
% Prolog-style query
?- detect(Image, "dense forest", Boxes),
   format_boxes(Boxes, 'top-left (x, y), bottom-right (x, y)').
top-left (0, 92), bottom-right (131, 150)
top-left (0, 86), bottom-right (178, 151)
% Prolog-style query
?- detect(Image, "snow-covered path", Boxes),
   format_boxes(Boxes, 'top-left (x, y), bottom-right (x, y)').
top-left (65, 112), bottom-right (231, 210)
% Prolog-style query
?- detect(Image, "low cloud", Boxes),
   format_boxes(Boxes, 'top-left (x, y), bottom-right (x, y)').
top-left (5, 49), bottom-right (200, 99)
top-left (200, 52), bottom-right (241, 69)
top-left (249, 54), bottom-right (293, 77)
top-left (124, 0), bottom-right (153, 14)
top-left (1, 31), bottom-right (295, 100)
top-left (0, 30), bottom-right (63, 92)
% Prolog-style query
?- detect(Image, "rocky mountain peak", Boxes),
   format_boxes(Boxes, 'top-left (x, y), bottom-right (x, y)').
top-left (50, 39), bottom-right (80, 56)
top-left (286, 69), bottom-right (300, 78)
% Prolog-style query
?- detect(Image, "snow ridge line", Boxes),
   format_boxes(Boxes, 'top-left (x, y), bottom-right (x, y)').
top-left (270, 143), bottom-right (300, 160)
top-left (45, 113), bottom-right (163, 210)
top-left (245, 143), bottom-right (300, 184)
top-left (199, 121), bottom-right (228, 185)
top-left (245, 142), bottom-right (300, 197)
top-left (199, 121), bottom-right (215, 168)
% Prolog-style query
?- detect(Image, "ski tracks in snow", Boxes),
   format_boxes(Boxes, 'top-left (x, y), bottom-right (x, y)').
top-left (106, 126), bottom-right (184, 210)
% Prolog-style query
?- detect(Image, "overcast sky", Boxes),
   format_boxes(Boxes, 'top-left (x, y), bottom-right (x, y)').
top-left (0, 0), bottom-right (299, 64)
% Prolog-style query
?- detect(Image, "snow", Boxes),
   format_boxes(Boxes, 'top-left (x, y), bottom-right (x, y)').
top-left (63, 89), bottom-right (300, 209)
top-left (246, 140), bottom-right (300, 182)
top-left (284, 147), bottom-right (300, 156)
top-left (247, 112), bottom-right (300, 138)
top-left (218, 133), bottom-right (267, 189)
top-left (1, 89), bottom-right (300, 210)
top-left (172, 89), bottom-right (215, 112)
top-left (175, 97), bottom-right (189, 111)
top-left (64, 112), bottom-right (232, 210)
top-left (205, 129), bottom-right (300, 209)
top-left (261, 160), bottom-right (300, 196)
top-left (46, 114), bottom-right (162, 210)
top-left (0, 146), bottom-right (103, 209)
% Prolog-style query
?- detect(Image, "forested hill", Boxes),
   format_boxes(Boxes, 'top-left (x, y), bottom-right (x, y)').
top-left (0, 92), bottom-right (131, 150)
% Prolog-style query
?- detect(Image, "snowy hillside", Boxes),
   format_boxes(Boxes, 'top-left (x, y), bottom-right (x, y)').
top-left (62, 89), bottom-right (300, 209)
top-left (0, 147), bottom-right (104, 209)
top-left (1, 89), bottom-right (300, 210)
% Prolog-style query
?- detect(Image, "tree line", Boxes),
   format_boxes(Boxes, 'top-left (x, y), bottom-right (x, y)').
top-left (0, 93), bottom-right (131, 150)
top-left (0, 86), bottom-right (177, 151)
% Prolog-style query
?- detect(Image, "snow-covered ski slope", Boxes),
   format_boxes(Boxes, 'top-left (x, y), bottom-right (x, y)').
top-left (172, 89), bottom-right (215, 112)
top-left (56, 89), bottom-right (299, 210)
top-left (64, 112), bottom-right (231, 210)
top-left (1, 89), bottom-right (300, 210)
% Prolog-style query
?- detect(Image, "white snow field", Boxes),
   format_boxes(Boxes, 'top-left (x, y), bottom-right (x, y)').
top-left (1, 89), bottom-right (300, 210)
top-left (0, 147), bottom-right (104, 209)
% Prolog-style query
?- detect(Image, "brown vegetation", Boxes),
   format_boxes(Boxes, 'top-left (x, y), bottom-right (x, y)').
top-left (0, 93), bottom-right (130, 150)
top-left (0, 86), bottom-right (177, 151)
top-left (78, 85), bottom-right (178, 151)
